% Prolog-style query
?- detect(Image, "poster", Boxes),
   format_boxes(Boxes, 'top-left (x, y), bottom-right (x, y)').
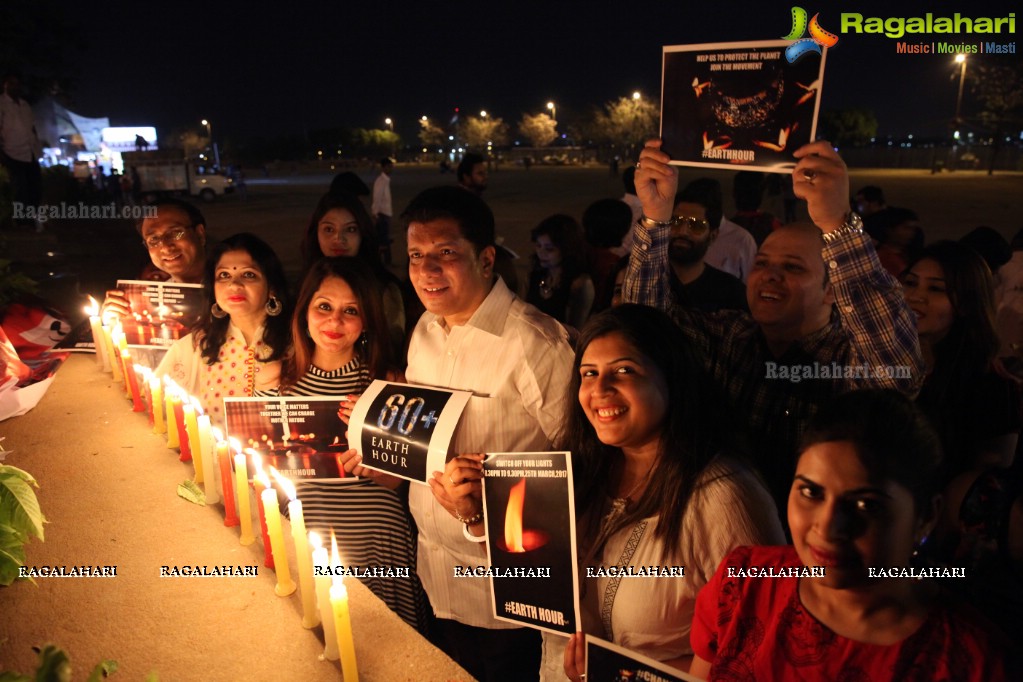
top-left (660, 40), bottom-right (826, 173)
top-left (482, 452), bottom-right (580, 636)
top-left (585, 635), bottom-right (700, 682)
top-left (223, 396), bottom-right (353, 480)
top-left (114, 280), bottom-right (203, 348)
top-left (346, 380), bottom-right (471, 484)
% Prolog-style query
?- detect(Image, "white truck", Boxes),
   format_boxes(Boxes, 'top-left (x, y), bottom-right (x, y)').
top-left (121, 151), bottom-right (234, 201)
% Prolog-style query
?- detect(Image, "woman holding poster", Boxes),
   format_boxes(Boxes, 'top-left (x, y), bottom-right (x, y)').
top-left (156, 233), bottom-right (290, 425)
top-left (552, 305), bottom-right (784, 680)
top-left (264, 257), bottom-right (429, 633)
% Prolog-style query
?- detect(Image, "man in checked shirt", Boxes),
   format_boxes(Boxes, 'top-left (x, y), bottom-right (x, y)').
top-left (624, 139), bottom-right (924, 516)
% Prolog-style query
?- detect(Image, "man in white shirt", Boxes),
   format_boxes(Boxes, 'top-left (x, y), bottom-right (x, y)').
top-left (371, 157), bottom-right (394, 263)
top-left (0, 72), bottom-right (42, 223)
top-left (401, 185), bottom-right (574, 680)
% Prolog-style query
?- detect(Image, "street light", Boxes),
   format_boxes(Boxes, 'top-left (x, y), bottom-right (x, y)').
top-left (200, 119), bottom-right (219, 168)
top-left (954, 54), bottom-right (967, 125)
top-left (385, 117), bottom-right (393, 131)
top-left (546, 101), bottom-right (556, 122)
top-left (632, 91), bottom-right (641, 101)
top-left (480, 110), bottom-right (488, 118)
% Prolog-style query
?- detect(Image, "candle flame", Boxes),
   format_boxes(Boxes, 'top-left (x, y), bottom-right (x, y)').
top-left (228, 436), bottom-right (243, 454)
top-left (247, 448), bottom-right (264, 475)
top-left (270, 467), bottom-right (297, 501)
top-left (212, 426), bottom-right (224, 443)
top-left (190, 397), bottom-right (204, 416)
top-left (330, 529), bottom-right (344, 588)
top-left (504, 478), bottom-right (527, 553)
top-left (309, 531), bottom-right (322, 550)
top-left (85, 296), bottom-right (99, 317)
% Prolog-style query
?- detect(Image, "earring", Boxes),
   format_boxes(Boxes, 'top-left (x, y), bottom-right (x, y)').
top-left (265, 296), bottom-right (283, 317)
top-left (211, 302), bottom-right (227, 319)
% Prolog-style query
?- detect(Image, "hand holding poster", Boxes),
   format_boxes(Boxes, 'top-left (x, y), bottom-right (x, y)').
top-left (660, 40), bottom-right (826, 172)
top-left (585, 635), bottom-right (700, 682)
top-left (347, 380), bottom-right (471, 484)
top-left (482, 451), bottom-right (580, 636)
top-left (114, 280), bottom-right (203, 347)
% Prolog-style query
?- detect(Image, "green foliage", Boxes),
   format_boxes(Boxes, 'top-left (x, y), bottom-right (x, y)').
top-left (0, 464), bottom-right (46, 586)
top-left (517, 113), bottom-right (558, 148)
top-left (818, 108), bottom-right (878, 147)
top-left (0, 644), bottom-right (117, 682)
top-left (417, 119), bottom-right (447, 149)
top-left (458, 116), bottom-right (509, 149)
top-left (351, 128), bottom-right (401, 156)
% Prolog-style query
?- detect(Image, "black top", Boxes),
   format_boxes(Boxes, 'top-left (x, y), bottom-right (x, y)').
top-left (669, 263), bottom-right (748, 314)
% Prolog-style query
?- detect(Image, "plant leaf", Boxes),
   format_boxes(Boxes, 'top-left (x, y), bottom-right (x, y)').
top-left (0, 672), bottom-right (32, 682)
top-left (0, 467), bottom-right (45, 542)
top-left (176, 481), bottom-right (205, 506)
top-left (32, 644), bottom-right (72, 682)
top-left (85, 660), bottom-right (118, 682)
top-left (0, 538), bottom-right (28, 586)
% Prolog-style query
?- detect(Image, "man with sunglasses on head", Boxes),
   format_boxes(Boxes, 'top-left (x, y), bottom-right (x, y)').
top-left (668, 178), bottom-right (748, 313)
top-left (101, 198), bottom-right (208, 319)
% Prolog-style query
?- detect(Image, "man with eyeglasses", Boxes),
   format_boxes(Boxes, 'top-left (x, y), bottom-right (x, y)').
top-left (668, 179), bottom-right (748, 313)
top-left (101, 198), bottom-right (208, 319)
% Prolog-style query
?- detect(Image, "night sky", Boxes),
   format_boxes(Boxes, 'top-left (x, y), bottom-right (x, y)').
top-left (53, 0), bottom-right (1018, 143)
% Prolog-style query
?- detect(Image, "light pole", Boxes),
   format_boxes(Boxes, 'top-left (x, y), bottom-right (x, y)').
top-left (954, 54), bottom-right (967, 126)
top-left (385, 117), bottom-right (393, 131)
top-left (201, 119), bottom-right (220, 169)
top-left (546, 101), bottom-right (556, 123)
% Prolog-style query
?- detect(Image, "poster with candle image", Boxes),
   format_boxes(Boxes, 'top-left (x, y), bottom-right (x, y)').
top-left (584, 635), bottom-right (699, 682)
top-left (347, 380), bottom-right (472, 484)
top-left (660, 40), bottom-right (827, 173)
top-left (223, 396), bottom-right (356, 481)
top-left (482, 452), bottom-right (580, 636)
top-left (114, 280), bottom-right (203, 348)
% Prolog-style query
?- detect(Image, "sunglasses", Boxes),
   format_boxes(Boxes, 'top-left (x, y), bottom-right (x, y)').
top-left (671, 216), bottom-right (711, 236)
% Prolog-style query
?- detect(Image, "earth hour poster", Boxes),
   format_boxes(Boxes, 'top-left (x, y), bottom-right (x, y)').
top-left (347, 380), bottom-right (472, 484)
top-left (660, 40), bottom-right (827, 173)
top-left (585, 635), bottom-right (700, 682)
top-left (115, 279), bottom-right (203, 347)
top-left (223, 396), bottom-right (352, 480)
top-left (482, 452), bottom-right (580, 636)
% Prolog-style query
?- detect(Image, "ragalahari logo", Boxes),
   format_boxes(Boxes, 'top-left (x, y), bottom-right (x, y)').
top-left (783, 7), bottom-right (839, 62)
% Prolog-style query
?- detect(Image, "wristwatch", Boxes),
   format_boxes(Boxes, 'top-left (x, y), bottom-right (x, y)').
top-left (821, 212), bottom-right (863, 244)
top-left (638, 214), bottom-right (679, 229)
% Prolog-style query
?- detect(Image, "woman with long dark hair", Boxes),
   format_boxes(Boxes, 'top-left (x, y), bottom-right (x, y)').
top-left (526, 214), bottom-right (595, 329)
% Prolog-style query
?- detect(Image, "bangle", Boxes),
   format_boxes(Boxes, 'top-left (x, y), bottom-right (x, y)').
top-left (454, 508), bottom-right (483, 526)
top-left (463, 523), bottom-right (487, 542)
top-left (821, 212), bottom-right (864, 244)
top-left (638, 214), bottom-right (679, 229)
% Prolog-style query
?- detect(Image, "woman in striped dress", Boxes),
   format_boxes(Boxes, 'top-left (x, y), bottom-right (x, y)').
top-left (265, 256), bottom-right (429, 633)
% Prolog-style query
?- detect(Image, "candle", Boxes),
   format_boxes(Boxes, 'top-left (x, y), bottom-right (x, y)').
top-left (330, 532), bottom-right (359, 682)
top-left (232, 445), bottom-right (255, 546)
top-left (250, 452), bottom-right (275, 568)
top-left (272, 468), bottom-right (318, 627)
top-left (122, 354), bottom-right (145, 411)
top-left (103, 322), bottom-right (122, 382)
top-left (183, 400), bottom-right (202, 479)
top-left (215, 429), bottom-right (239, 527)
top-left (310, 533), bottom-right (339, 661)
top-left (197, 406), bottom-right (217, 503)
top-left (174, 395), bottom-right (190, 462)
top-left (85, 297), bottom-right (109, 371)
top-left (164, 380), bottom-right (180, 449)
top-left (149, 375), bottom-right (165, 433)
top-left (113, 324), bottom-right (131, 397)
top-left (258, 470), bottom-right (296, 597)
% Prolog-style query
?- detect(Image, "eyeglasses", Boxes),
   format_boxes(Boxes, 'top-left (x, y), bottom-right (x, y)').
top-left (671, 216), bottom-right (711, 236)
top-left (143, 228), bottom-right (189, 249)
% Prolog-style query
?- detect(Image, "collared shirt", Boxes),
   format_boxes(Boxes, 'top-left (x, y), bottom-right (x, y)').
top-left (624, 222), bottom-right (924, 505)
top-left (705, 217), bottom-right (758, 282)
top-left (371, 172), bottom-right (392, 217)
top-left (0, 92), bottom-right (39, 162)
top-left (406, 277), bottom-right (575, 627)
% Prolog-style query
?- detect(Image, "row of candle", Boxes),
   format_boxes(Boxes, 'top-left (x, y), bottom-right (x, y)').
top-left (87, 297), bottom-right (359, 679)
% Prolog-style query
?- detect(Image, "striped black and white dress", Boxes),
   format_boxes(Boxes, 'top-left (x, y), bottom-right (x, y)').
top-left (262, 359), bottom-right (429, 633)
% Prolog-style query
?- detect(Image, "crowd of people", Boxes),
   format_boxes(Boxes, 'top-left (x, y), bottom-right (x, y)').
top-left (99, 140), bottom-right (1020, 681)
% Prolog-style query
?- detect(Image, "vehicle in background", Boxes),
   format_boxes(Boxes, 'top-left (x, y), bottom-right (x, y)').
top-left (121, 150), bottom-right (234, 201)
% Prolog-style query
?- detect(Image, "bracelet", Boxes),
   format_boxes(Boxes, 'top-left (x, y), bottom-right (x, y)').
top-left (821, 212), bottom-right (864, 243)
top-left (454, 508), bottom-right (483, 526)
top-left (638, 214), bottom-right (679, 229)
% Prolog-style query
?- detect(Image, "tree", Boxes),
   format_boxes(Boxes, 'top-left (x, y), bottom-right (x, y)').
top-left (352, 128), bottom-right (401, 156)
top-left (588, 96), bottom-right (659, 159)
top-left (418, 119), bottom-right (447, 149)
top-left (518, 112), bottom-right (558, 147)
top-left (459, 115), bottom-right (509, 149)
top-left (967, 58), bottom-right (1023, 175)
top-left (818, 108), bottom-right (878, 147)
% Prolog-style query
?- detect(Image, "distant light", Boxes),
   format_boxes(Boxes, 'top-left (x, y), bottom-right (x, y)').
top-left (955, 53), bottom-right (966, 63)
top-left (907, 134), bottom-right (913, 139)
top-left (422, 147), bottom-right (427, 152)
top-left (954, 130), bottom-right (961, 139)
top-left (448, 135), bottom-right (454, 140)
top-left (632, 91), bottom-right (641, 100)
top-left (480, 110), bottom-right (487, 118)
top-left (201, 119), bottom-right (209, 126)
top-left (547, 101), bottom-right (554, 110)
top-left (421, 115), bottom-right (427, 121)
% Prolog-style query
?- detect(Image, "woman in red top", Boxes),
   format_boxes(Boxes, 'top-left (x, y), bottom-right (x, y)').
top-left (689, 389), bottom-right (1015, 681)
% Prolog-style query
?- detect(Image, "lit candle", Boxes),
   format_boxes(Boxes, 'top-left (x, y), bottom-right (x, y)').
top-left (149, 374), bottom-right (165, 433)
top-left (196, 405), bottom-right (217, 503)
top-left (250, 451), bottom-right (275, 568)
top-left (272, 468), bottom-right (318, 628)
top-left (330, 532), bottom-right (359, 681)
top-left (231, 440), bottom-right (255, 546)
top-left (164, 379), bottom-right (180, 449)
top-left (85, 297), bottom-right (109, 371)
top-left (123, 355), bottom-right (144, 411)
top-left (175, 394), bottom-right (191, 462)
top-left (310, 533), bottom-right (339, 661)
top-left (183, 399), bottom-right (202, 478)
top-left (258, 469), bottom-right (296, 597)
top-left (103, 321), bottom-right (121, 382)
top-left (113, 324), bottom-right (131, 397)
top-left (215, 429), bottom-right (238, 527)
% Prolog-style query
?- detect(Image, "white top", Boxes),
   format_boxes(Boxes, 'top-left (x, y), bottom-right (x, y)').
top-left (705, 216), bottom-right (758, 283)
top-left (0, 93), bottom-right (40, 162)
top-left (613, 194), bottom-right (645, 257)
top-left (540, 459), bottom-right (784, 680)
top-left (371, 172), bottom-right (392, 217)
top-left (406, 277), bottom-right (575, 628)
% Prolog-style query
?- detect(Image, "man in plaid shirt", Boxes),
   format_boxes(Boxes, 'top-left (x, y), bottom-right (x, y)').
top-left (624, 140), bottom-right (924, 512)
